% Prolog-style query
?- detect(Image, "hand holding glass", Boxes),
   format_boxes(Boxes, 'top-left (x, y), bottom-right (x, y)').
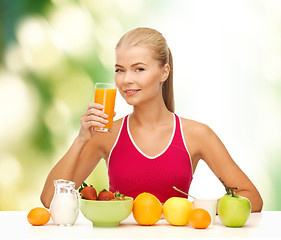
top-left (93, 83), bottom-right (117, 132)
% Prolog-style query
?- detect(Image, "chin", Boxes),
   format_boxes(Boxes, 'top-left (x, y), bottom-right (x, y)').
top-left (124, 97), bottom-right (145, 107)
top-left (125, 100), bottom-right (137, 106)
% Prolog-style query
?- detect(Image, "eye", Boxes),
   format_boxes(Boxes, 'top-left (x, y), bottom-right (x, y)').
top-left (115, 68), bottom-right (124, 73)
top-left (136, 68), bottom-right (145, 72)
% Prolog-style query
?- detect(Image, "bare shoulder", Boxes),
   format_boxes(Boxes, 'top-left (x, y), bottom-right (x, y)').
top-left (180, 117), bottom-right (213, 138)
top-left (79, 117), bottom-right (125, 163)
top-left (88, 117), bottom-right (125, 157)
top-left (111, 117), bottom-right (125, 137)
top-left (179, 117), bottom-right (223, 168)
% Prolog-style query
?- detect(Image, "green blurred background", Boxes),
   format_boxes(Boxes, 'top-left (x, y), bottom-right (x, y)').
top-left (0, 0), bottom-right (280, 211)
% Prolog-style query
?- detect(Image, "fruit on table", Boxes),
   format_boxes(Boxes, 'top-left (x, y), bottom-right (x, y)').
top-left (133, 192), bottom-right (162, 225)
top-left (79, 182), bottom-right (97, 200)
top-left (98, 189), bottom-right (115, 201)
top-left (27, 207), bottom-right (50, 226)
top-left (189, 208), bottom-right (211, 229)
top-left (218, 194), bottom-right (251, 227)
top-left (114, 191), bottom-right (125, 200)
top-left (81, 186), bottom-right (97, 200)
top-left (79, 182), bottom-right (125, 201)
top-left (163, 197), bottom-right (193, 226)
top-left (217, 177), bottom-right (251, 227)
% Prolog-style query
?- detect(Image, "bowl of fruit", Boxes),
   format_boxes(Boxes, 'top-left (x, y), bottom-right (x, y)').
top-left (79, 183), bottom-right (133, 227)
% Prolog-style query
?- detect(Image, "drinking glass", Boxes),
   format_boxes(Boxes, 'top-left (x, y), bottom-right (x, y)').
top-left (193, 198), bottom-right (218, 225)
top-left (93, 83), bottom-right (117, 132)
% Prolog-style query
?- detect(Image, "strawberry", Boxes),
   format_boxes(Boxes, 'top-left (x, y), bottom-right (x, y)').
top-left (97, 189), bottom-right (115, 201)
top-left (79, 182), bottom-right (97, 200)
top-left (114, 191), bottom-right (125, 200)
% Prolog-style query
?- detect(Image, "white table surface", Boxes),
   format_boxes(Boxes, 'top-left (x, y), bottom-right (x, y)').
top-left (0, 211), bottom-right (279, 239)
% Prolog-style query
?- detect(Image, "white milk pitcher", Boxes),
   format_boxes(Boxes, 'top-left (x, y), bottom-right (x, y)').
top-left (50, 179), bottom-right (80, 226)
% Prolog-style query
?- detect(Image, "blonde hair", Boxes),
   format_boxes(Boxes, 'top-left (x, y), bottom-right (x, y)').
top-left (116, 27), bottom-right (175, 113)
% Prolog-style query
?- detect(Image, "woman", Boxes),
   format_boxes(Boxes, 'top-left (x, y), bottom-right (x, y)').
top-left (41, 28), bottom-right (263, 212)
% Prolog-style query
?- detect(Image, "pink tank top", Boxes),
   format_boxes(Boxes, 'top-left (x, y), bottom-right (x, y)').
top-left (108, 114), bottom-right (193, 203)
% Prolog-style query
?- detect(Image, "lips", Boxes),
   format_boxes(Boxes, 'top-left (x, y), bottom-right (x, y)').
top-left (123, 89), bottom-right (141, 96)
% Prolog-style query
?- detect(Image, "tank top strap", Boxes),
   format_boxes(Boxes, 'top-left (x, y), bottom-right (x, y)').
top-left (172, 114), bottom-right (191, 156)
top-left (107, 115), bottom-right (129, 165)
top-left (122, 115), bottom-right (129, 136)
top-left (117, 115), bottom-right (129, 139)
top-left (173, 113), bottom-right (182, 141)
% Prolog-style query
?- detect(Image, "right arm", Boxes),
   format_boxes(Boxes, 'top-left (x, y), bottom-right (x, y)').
top-left (40, 103), bottom-right (108, 208)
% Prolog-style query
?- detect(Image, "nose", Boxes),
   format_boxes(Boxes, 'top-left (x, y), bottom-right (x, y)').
top-left (122, 71), bottom-right (134, 85)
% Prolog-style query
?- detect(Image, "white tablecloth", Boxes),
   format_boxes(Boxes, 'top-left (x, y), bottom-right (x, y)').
top-left (0, 211), bottom-right (279, 239)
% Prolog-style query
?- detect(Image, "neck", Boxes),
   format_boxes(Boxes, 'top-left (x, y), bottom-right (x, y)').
top-left (130, 98), bottom-right (172, 127)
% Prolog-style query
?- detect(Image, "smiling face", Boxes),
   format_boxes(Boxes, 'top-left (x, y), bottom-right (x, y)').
top-left (114, 46), bottom-right (169, 107)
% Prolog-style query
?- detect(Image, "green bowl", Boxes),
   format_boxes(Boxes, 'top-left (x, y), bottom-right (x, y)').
top-left (80, 197), bottom-right (133, 227)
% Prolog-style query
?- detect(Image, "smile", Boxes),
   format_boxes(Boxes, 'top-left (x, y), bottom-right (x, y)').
top-left (123, 89), bottom-right (141, 96)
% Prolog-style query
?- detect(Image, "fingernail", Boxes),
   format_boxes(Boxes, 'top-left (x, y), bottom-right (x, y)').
top-left (104, 114), bottom-right (108, 118)
top-left (104, 120), bottom-right (109, 123)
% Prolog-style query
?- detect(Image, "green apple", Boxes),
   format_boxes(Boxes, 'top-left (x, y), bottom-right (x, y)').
top-left (217, 177), bottom-right (251, 227)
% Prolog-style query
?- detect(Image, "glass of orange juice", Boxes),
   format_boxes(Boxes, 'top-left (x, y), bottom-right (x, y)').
top-left (93, 82), bottom-right (117, 132)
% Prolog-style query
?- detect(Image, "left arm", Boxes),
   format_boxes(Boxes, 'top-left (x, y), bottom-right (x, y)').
top-left (195, 123), bottom-right (263, 212)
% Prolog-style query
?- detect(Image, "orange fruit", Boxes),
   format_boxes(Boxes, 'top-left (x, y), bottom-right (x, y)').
top-left (163, 197), bottom-right (193, 226)
top-left (27, 207), bottom-right (50, 226)
top-left (189, 208), bottom-right (211, 229)
top-left (132, 192), bottom-right (162, 225)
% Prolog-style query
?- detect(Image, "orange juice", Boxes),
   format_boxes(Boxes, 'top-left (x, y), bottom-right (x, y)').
top-left (94, 86), bottom-right (117, 132)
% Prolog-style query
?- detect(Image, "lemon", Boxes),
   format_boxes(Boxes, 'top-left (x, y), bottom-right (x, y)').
top-left (163, 197), bottom-right (193, 226)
